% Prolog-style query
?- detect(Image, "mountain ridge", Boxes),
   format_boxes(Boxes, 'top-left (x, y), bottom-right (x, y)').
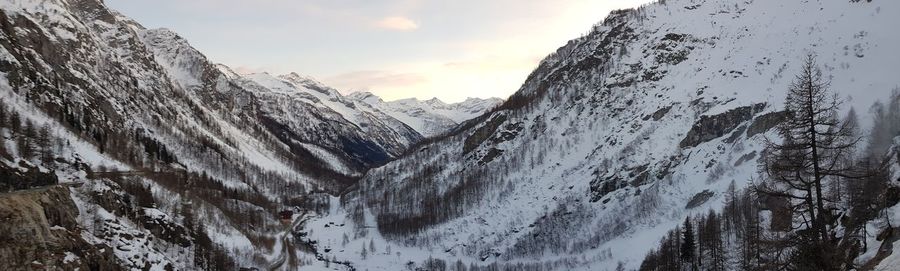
top-left (0, 0), bottom-right (899, 270)
top-left (0, 0), bottom-right (496, 269)
top-left (298, 0), bottom-right (900, 270)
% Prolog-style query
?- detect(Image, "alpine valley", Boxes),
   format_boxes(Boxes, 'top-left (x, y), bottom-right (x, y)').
top-left (0, 0), bottom-right (899, 271)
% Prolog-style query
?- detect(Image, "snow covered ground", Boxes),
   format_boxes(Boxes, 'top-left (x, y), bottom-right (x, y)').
top-left (301, 0), bottom-right (900, 269)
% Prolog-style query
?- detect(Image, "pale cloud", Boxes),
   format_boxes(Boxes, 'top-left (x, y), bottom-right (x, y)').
top-left (324, 58), bottom-right (531, 102)
top-left (374, 16), bottom-right (419, 31)
top-left (324, 70), bottom-right (427, 93)
top-left (443, 55), bottom-right (545, 71)
top-left (107, 0), bottom-right (654, 102)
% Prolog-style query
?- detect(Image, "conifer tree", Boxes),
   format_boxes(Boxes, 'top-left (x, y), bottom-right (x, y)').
top-left (9, 111), bottom-right (20, 134)
top-left (758, 54), bottom-right (860, 271)
top-left (16, 121), bottom-right (33, 159)
top-left (37, 124), bottom-right (53, 164)
top-left (0, 102), bottom-right (8, 129)
top-left (681, 217), bottom-right (696, 269)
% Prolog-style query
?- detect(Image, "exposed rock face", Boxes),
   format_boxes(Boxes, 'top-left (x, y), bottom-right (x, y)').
top-left (0, 163), bottom-right (58, 192)
top-left (747, 110), bottom-right (790, 138)
top-left (0, 186), bottom-right (121, 270)
top-left (649, 106), bottom-right (672, 121)
top-left (463, 114), bottom-right (508, 154)
top-left (685, 190), bottom-right (715, 209)
top-left (679, 103), bottom-right (766, 148)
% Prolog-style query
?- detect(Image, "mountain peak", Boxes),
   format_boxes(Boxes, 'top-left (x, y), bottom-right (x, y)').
top-left (352, 94), bottom-right (503, 136)
top-left (214, 64), bottom-right (241, 79)
top-left (424, 97), bottom-right (447, 107)
top-left (347, 91), bottom-right (382, 103)
top-left (279, 73), bottom-right (326, 89)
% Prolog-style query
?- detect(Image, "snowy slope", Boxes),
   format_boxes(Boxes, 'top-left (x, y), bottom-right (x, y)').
top-left (0, 0), bottom-right (424, 269)
top-left (348, 91), bottom-right (503, 137)
top-left (300, 0), bottom-right (900, 270)
top-left (139, 27), bottom-right (422, 174)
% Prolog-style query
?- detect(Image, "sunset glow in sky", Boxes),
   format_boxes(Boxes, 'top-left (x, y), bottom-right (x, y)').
top-left (107, 0), bottom-right (653, 102)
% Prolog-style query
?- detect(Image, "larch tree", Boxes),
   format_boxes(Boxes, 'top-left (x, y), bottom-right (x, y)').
top-left (758, 54), bottom-right (861, 270)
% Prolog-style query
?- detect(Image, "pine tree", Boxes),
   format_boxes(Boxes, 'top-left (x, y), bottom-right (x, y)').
top-left (847, 157), bottom-right (891, 250)
top-left (739, 190), bottom-right (761, 271)
top-left (0, 101), bottom-right (8, 129)
top-left (701, 211), bottom-right (725, 271)
top-left (724, 180), bottom-right (738, 235)
top-left (37, 124), bottom-right (53, 165)
top-left (9, 111), bottom-right (20, 134)
top-left (0, 103), bottom-right (8, 159)
top-left (830, 108), bottom-right (862, 204)
top-left (0, 136), bottom-right (8, 160)
top-left (23, 120), bottom-right (35, 139)
top-left (866, 90), bottom-right (900, 159)
top-left (193, 220), bottom-right (212, 269)
top-left (16, 130), bottom-right (33, 160)
top-left (361, 242), bottom-right (368, 260)
top-left (681, 217), bottom-right (696, 269)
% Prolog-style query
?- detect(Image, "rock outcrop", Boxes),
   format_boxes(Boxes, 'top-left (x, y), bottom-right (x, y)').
top-left (680, 103), bottom-right (766, 148)
top-left (0, 186), bottom-right (121, 270)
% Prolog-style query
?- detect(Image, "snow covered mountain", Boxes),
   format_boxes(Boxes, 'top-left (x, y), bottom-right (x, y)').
top-left (139, 27), bottom-right (423, 174)
top-left (228, 70), bottom-right (423, 172)
top-left (2, 0), bottom-right (900, 270)
top-left (0, 0), bottom-right (438, 269)
top-left (348, 91), bottom-right (503, 137)
top-left (0, 0), bottom-right (506, 268)
top-left (297, 0), bottom-right (900, 270)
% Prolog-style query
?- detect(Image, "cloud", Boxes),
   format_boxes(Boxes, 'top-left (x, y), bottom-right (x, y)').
top-left (324, 70), bottom-right (427, 92)
top-left (443, 54), bottom-right (544, 71)
top-left (374, 16), bottom-right (419, 31)
top-left (107, 0), bottom-right (654, 102)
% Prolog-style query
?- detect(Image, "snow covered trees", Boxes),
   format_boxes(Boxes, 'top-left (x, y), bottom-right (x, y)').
top-left (641, 210), bottom-right (732, 271)
top-left (0, 100), bottom-right (60, 167)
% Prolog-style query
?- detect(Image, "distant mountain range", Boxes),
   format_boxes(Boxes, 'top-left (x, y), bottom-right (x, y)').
top-left (348, 91), bottom-right (503, 137)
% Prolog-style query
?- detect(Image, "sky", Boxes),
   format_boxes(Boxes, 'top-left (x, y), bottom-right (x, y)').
top-left (106, 0), bottom-right (653, 103)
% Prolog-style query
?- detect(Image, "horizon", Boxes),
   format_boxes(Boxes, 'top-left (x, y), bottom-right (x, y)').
top-left (234, 71), bottom-right (506, 103)
top-left (105, 0), bottom-right (653, 103)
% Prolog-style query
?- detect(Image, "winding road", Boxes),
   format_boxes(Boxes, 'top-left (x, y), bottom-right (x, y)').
top-left (268, 211), bottom-right (310, 271)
